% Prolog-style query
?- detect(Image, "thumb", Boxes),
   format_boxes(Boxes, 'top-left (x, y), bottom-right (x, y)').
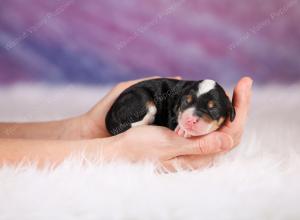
top-left (176, 132), bottom-right (233, 156)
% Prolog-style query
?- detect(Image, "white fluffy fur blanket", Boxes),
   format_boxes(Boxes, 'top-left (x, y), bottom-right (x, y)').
top-left (0, 84), bottom-right (300, 220)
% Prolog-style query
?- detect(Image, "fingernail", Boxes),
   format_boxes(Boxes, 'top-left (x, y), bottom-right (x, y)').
top-left (219, 134), bottom-right (233, 150)
top-left (245, 77), bottom-right (253, 90)
top-left (216, 136), bottom-right (222, 149)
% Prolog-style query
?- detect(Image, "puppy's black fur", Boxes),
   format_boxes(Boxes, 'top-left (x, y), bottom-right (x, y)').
top-left (105, 78), bottom-right (235, 135)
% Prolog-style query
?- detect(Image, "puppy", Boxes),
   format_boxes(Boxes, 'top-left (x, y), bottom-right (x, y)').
top-left (105, 78), bottom-right (235, 138)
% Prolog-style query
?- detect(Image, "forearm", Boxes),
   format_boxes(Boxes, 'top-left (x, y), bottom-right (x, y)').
top-left (0, 116), bottom-right (85, 140)
top-left (0, 137), bottom-right (116, 168)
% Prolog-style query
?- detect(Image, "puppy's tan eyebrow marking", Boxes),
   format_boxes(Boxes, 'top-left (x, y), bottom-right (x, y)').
top-left (208, 100), bottom-right (215, 108)
top-left (186, 95), bottom-right (193, 103)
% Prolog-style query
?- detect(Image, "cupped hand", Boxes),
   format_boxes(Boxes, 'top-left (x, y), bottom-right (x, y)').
top-left (80, 76), bottom-right (181, 138)
top-left (165, 76), bottom-right (253, 170)
top-left (109, 125), bottom-right (233, 168)
top-left (80, 76), bottom-right (252, 171)
top-left (115, 77), bottom-right (252, 171)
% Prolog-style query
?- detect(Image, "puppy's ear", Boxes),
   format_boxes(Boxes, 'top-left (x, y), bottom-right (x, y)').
top-left (227, 100), bottom-right (236, 122)
top-left (173, 99), bottom-right (181, 116)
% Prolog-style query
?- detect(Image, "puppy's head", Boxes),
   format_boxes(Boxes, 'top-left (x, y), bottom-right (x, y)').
top-left (176, 79), bottom-right (235, 136)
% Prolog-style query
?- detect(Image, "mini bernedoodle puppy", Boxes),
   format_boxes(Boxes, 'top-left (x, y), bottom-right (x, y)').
top-left (105, 78), bottom-right (235, 138)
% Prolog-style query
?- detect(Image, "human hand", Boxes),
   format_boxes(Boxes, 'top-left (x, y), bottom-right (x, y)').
top-left (77, 76), bottom-right (252, 171)
top-left (108, 74), bottom-right (253, 171)
top-left (163, 76), bottom-right (253, 170)
top-left (79, 76), bottom-right (181, 139)
top-left (108, 125), bottom-right (233, 169)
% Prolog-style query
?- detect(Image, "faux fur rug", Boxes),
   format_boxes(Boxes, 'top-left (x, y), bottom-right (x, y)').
top-left (0, 84), bottom-right (300, 220)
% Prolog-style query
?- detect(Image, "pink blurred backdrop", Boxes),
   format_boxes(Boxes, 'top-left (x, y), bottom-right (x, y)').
top-left (0, 0), bottom-right (299, 85)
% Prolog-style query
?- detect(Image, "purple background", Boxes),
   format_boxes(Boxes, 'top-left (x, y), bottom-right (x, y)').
top-left (0, 0), bottom-right (300, 85)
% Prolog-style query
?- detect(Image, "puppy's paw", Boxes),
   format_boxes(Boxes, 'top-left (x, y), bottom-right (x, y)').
top-left (175, 125), bottom-right (191, 138)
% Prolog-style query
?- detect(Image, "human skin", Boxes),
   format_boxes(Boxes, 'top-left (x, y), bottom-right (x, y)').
top-left (0, 76), bottom-right (252, 170)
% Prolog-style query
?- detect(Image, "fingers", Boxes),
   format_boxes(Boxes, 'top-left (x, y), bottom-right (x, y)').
top-left (88, 76), bottom-right (183, 136)
top-left (103, 75), bottom-right (182, 108)
top-left (159, 154), bottom-right (215, 172)
top-left (232, 76), bottom-right (253, 122)
top-left (160, 132), bottom-right (232, 172)
top-left (109, 76), bottom-right (182, 102)
top-left (120, 76), bottom-right (182, 91)
top-left (221, 77), bottom-right (253, 131)
top-left (123, 76), bottom-right (161, 88)
top-left (172, 132), bottom-right (233, 157)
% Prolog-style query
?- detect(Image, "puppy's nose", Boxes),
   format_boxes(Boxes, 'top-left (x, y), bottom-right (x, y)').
top-left (185, 117), bottom-right (199, 126)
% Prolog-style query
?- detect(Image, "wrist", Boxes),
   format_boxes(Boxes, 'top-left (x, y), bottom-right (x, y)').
top-left (84, 136), bottom-right (121, 162)
top-left (56, 117), bottom-right (81, 140)
top-left (79, 113), bottom-right (110, 139)
top-left (60, 114), bottom-right (107, 140)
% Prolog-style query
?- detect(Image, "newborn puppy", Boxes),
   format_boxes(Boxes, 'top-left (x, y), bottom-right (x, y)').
top-left (105, 78), bottom-right (235, 137)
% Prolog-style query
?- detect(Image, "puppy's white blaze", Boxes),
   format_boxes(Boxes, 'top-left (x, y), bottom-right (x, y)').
top-left (197, 79), bottom-right (216, 97)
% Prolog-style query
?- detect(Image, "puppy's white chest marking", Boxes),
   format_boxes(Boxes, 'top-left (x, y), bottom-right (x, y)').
top-left (131, 102), bottom-right (157, 127)
top-left (197, 79), bottom-right (216, 97)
